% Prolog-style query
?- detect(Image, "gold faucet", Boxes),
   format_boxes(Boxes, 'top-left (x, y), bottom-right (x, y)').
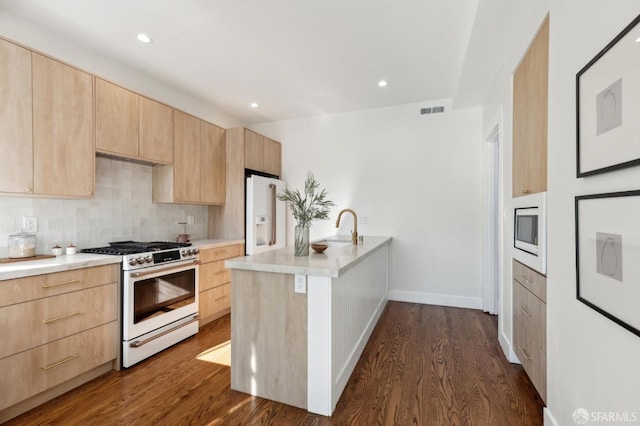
top-left (336, 208), bottom-right (358, 245)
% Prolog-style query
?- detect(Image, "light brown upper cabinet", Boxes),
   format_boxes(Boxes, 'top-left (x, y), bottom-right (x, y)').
top-left (200, 121), bottom-right (226, 204)
top-left (95, 78), bottom-right (173, 165)
top-left (32, 53), bottom-right (95, 197)
top-left (244, 129), bottom-right (282, 177)
top-left (0, 40), bottom-right (94, 198)
top-left (153, 110), bottom-right (225, 205)
top-left (0, 38), bottom-right (33, 194)
top-left (513, 17), bottom-right (549, 197)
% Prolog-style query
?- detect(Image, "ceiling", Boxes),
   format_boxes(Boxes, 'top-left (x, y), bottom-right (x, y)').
top-left (0, 0), bottom-right (492, 125)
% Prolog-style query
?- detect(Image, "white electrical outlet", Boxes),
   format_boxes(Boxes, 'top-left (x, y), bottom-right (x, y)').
top-left (359, 216), bottom-right (368, 224)
top-left (23, 216), bottom-right (37, 233)
top-left (187, 215), bottom-right (195, 225)
top-left (294, 274), bottom-right (307, 293)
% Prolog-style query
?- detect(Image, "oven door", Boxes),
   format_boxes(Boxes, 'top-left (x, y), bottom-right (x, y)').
top-left (123, 260), bottom-right (199, 341)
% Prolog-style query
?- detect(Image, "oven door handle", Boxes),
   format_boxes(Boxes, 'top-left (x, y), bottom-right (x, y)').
top-left (130, 315), bottom-right (200, 348)
top-left (130, 260), bottom-right (200, 278)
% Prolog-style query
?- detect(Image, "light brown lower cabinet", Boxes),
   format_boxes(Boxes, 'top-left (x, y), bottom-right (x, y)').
top-left (0, 264), bottom-right (119, 421)
top-left (512, 259), bottom-right (547, 402)
top-left (198, 243), bottom-right (244, 326)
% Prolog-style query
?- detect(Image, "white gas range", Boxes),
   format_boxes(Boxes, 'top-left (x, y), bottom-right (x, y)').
top-left (82, 241), bottom-right (200, 367)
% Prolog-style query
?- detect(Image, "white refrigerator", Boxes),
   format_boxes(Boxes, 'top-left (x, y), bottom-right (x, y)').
top-left (245, 174), bottom-right (286, 254)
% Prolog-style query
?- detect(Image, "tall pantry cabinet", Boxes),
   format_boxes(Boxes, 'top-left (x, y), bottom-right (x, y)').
top-left (511, 16), bottom-right (549, 403)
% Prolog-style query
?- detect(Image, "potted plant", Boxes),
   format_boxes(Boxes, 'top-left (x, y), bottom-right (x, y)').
top-left (277, 171), bottom-right (335, 256)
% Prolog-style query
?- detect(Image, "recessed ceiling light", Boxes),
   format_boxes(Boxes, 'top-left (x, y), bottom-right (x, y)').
top-left (250, 102), bottom-right (259, 108)
top-left (378, 80), bottom-right (388, 87)
top-left (137, 33), bottom-right (152, 44)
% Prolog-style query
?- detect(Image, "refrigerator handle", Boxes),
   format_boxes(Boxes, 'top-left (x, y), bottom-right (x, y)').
top-left (269, 183), bottom-right (277, 246)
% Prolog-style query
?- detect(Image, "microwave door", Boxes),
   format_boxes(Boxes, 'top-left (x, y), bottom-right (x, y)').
top-left (515, 210), bottom-right (539, 255)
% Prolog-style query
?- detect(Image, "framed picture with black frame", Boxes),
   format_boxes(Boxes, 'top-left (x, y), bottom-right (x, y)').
top-left (576, 13), bottom-right (640, 177)
top-left (575, 190), bottom-right (640, 338)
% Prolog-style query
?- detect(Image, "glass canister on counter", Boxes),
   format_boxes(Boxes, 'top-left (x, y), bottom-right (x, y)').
top-left (8, 232), bottom-right (37, 258)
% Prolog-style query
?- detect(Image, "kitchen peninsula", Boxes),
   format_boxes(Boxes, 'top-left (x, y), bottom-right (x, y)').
top-left (225, 236), bottom-right (391, 416)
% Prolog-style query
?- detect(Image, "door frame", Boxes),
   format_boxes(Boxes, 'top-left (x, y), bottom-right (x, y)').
top-left (482, 106), bottom-right (504, 315)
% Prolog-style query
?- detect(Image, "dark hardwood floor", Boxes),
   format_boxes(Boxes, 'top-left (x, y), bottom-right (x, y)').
top-left (6, 302), bottom-right (544, 425)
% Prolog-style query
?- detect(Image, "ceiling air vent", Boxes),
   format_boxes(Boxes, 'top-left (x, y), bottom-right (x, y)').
top-left (420, 106), bottom-right (445, 115)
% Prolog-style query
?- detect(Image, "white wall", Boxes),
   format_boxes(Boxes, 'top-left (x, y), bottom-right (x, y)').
top-left (482, 1), bottom-right (640, 424)
top-left (252, 102), bottom-right (484, 308)
top-left (545, 1), bottom-right (640, 424)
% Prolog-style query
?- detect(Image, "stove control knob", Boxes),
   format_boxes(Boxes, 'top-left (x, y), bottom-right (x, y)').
top-left (194, 248), bottom-right (200, 255)
top-left (189, 249), bottom-right (196, 256)
top-left (136, 257), bottom-right (145, 264)
top-left (181, 250), bottom-right (187, 257)
top-left (145, 255), bottom-right (153, 263)
top-left (128, 258), bottom-right (136, 266)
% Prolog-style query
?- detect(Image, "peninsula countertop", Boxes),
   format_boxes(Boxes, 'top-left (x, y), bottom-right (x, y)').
top-left (225, 235), bottom-right (391, 278)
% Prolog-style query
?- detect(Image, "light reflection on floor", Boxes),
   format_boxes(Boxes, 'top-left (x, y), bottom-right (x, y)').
top-left (196, 340), bottom-right (231, 366)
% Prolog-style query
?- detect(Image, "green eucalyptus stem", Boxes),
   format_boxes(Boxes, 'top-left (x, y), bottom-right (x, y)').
top-left (277, 171), bottom-right (335, 228)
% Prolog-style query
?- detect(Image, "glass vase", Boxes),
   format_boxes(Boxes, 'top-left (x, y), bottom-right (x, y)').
top-left (294, 224), bottom-right (310, 256)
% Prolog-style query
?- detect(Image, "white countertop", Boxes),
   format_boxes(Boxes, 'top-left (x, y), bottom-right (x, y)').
top-left (0, 253), bottom-right (123, 281)
top-left (225, 236), bottom-right (391, 278)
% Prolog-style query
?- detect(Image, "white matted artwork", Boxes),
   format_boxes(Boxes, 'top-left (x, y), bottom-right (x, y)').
top-left (577, 14), bottom-right (640, 177)
top-left (576, 191), bottom-right (640, 338)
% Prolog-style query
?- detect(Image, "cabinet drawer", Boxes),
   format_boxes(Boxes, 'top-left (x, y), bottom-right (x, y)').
top-left (513, 316), bottom-right (546, 402)
top-left (513, 259), bottom-right (546, 302)
top-left (513, 280), bottom-right (546, 352)
top-left (0, 283), bottom-right (117, 359)
top-left (199, 244), bottom-right (244, 263)
top-left (0, 264), bottom-right (119, 307)
top-left (0, 321), bottom-right (118, 411)
top-left (199, 283), bottom-right (230, 325)
top-left (200, 260), bottom-right (231, 292)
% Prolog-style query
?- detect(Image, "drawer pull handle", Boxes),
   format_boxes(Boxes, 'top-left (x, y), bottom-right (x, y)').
top-left (130, 316), bottom-right (199, 348)
top-left (42, 354), bottom-right (80, 371)
top-left (519, 275), bottom-right (531, 285)
top-left (43, 311), bottom-right (81, 324)
top-left (517, 345), bottom-right (533, 361)
top-left (519, 306), bottom-right (532, 317)
top-left (42, 279), bottom-right (80, 289)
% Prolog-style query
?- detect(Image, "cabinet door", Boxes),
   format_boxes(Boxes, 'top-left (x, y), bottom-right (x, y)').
top-left (95, 78), bottom-right (138, 158)
top-left (139, 96), bottom-right (173, 164)
top-left (32, 53), bottom-right (94, 197)
top-left (512, 18), bottom-right (548, 197)
top-left (174, 110), bottom-right (201, 203)
top-left (264, 137), bottom-right (281, 177)
top-left (244, 129), bottom-right (264, 172)
top-left (200, 121), bottom-right (226, 204)
top-left (0, 39), bottom-right (33, 194)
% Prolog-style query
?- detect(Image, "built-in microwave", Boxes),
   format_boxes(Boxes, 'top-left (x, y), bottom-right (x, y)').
top-left (513, 192), bottom-right (546, 274)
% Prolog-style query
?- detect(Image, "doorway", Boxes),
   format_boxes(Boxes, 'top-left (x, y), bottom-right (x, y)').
top-left (482, 111), bottom-right (502, 315)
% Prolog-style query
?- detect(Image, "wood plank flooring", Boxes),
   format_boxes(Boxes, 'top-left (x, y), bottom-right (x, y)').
top-left (6, 302), bottom-right (544, 425)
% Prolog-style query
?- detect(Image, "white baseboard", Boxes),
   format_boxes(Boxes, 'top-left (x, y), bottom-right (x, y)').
top-left (388, 290), bottom-right (482, 310)
top-left (499, 329), bottom-right (520, 363)
top-left (544, 407), bottom-right (558, 426)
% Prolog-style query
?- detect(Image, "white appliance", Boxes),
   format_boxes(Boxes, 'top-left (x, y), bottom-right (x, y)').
top-left (246, 174), bottom-right (286, 254)
top-left (81, 241), bottom-right (200, 368)
top-left (513, 192), bottom-right (547, 274)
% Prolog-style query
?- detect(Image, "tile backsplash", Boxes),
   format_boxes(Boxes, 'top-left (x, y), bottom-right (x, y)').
top-left (0, 157), bottom-right (208, 256)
